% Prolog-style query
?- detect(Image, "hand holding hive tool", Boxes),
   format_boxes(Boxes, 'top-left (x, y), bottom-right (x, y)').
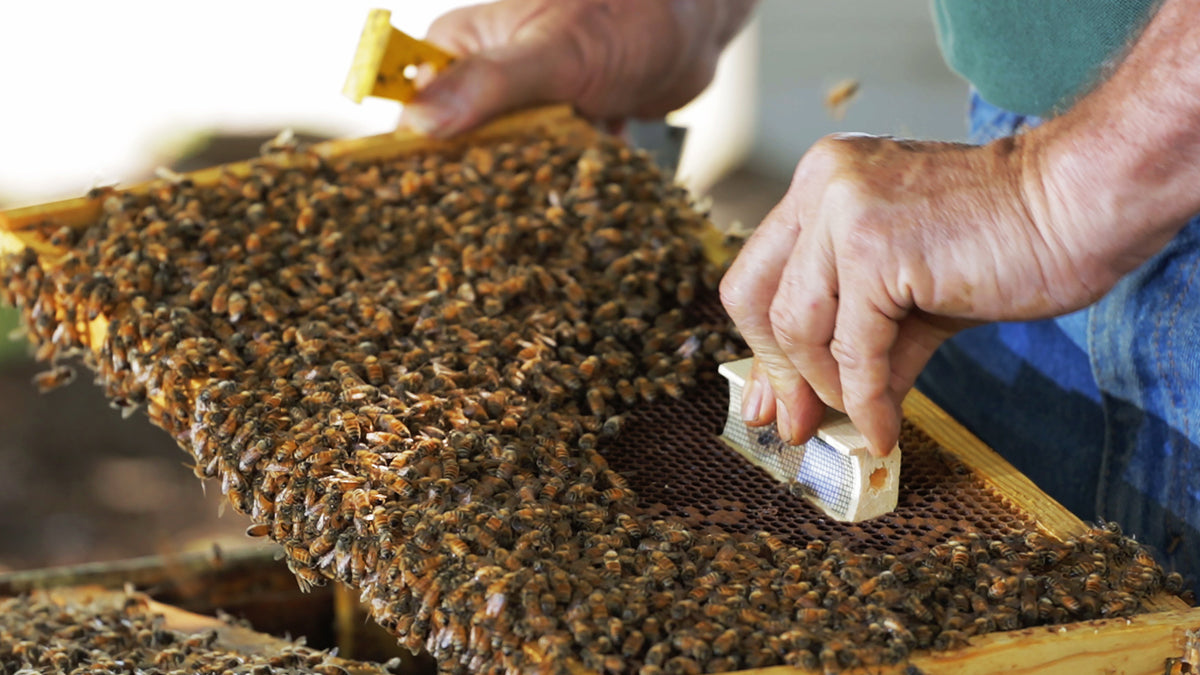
top-left (344, 3), bottom-right (757, 138)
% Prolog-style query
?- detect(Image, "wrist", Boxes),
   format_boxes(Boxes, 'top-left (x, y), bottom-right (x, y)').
top-left (1023, 0), bottom-right (1200, 283)
top-left (955, 126), bottom-right (1126, 309)
top-left (1031, 106), bottom-right (1196, 288)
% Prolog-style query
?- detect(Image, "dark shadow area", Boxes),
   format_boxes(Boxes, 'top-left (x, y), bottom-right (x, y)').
top-left (0, 356), bottom-right (246, 571)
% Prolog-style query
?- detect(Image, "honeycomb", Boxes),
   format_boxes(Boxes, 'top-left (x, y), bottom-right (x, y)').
top-left (606, 365), bottom-right (1030, 557)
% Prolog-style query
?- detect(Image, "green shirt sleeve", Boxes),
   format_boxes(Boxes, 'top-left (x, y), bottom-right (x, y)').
top-left (932, 0), bottom-right (1158, 117)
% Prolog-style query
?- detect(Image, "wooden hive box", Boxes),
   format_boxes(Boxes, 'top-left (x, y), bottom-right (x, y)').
top-left (0, 547), bottom-right (425, 671)
top-left (2, 106), bottom-right (1199, 675)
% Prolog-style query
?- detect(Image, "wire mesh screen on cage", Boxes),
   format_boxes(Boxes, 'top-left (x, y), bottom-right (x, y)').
top-left (718, 357), bottom-right (901, 521)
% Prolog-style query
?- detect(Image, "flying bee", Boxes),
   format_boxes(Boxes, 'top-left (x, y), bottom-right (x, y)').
top-left (32, 365), bottom-right (75, 393)
top-left (823, 77), bottom-right (861, 121)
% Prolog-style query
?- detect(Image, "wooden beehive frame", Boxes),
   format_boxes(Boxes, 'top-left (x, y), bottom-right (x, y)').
top-left (2, 106), bottom-right (1198, 675)
top-left (10, 585), bottom-right (389, 675)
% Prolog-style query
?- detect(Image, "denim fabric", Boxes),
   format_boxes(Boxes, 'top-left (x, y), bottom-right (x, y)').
top-left (916, 92), bottom-right (1200, 586)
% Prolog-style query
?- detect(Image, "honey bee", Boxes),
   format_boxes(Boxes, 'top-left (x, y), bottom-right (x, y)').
top-left (32, 365), bottom-right (75, 393)
top-left (292, 566), bottom-right (323, 593)
top-left (238, 439), bottom-right (269, 473)
top-left (824, 78), bottom-right (860, 120)
top-left (153, 648), bottom-right (186, 667)
top-left (1100, 593), bottom-right (1133, 617)
top-left (950, 546), bottom-right (971, 574)
top-left (443, 532), bottom-right (471, 558)
top-left (675, 278), bottom-right (695, 306)
top-left (933, 629), bottom-right (969, 651)
top-left (1057, 592), bottom-right (1083, 614)
top-left (635, 376), bottom-right (656, 403)
top-left (987, 575), bottom-right (1015, 600)
top-left (1165, 571), bottom-right (1185, 594)
top-left (990, 539), bottom-right (1018, 560)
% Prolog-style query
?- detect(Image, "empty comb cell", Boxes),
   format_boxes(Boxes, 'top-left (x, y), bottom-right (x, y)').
top-left (717, 358), bottom-right (901, 521)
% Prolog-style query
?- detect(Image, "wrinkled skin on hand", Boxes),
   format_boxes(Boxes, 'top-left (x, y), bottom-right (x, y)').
top-left (719, 133), bottom-right (1123, 456)
top-left (401, 0), bottom-right (752, 137)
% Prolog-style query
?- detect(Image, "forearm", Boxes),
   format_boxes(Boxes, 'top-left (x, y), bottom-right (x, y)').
top-left (1030, 0), bottom-right (1200, 281)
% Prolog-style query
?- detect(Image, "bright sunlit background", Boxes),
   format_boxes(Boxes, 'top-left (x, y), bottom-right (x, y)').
top-left (0, 2), bottom-right (447, 204)
top-left (0, 1), bottom-right (967, 207)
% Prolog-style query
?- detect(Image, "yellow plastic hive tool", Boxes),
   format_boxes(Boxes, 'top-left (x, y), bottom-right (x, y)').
top-left (342, 9), bottom-right (456, 104)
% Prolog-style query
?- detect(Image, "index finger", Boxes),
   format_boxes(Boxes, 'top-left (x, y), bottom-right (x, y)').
top-left (719, 203), bottom-right (825, 442)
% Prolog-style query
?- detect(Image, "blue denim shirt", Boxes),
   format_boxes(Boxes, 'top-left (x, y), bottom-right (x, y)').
top-left (917, 92), bottom-right (1200, 586)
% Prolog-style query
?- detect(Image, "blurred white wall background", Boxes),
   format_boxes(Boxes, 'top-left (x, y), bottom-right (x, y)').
top-left (0, 1), bottom-right (966, 207)
top-left (0, 2), bottom-right (468, 205)
top-left (749, 1), bottom-right (968, 179)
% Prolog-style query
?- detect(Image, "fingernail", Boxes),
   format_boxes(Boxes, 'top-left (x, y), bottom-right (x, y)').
top-left (741, 378), bottom-right (764, 423)
top-left (776, 401), bottom-right (794, 445)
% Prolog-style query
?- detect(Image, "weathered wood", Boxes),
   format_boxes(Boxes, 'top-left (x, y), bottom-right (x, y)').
top-left (727, 606), bottom-right (1200, 675)
top-left (0, 546), bottom-right (272, 596)
top-left (32, 587), bottom-right (387, 675)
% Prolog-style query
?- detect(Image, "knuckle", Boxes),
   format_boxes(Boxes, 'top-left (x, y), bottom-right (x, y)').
top-left (828, 336), bottom-right (861, 371)
top-left (427, 8), bottom-right (475, 44)
top-left (830, 337), bottom-right (889, 407)
top-left (807, 134), bottom-right (847, 159)
top-left (767, 298), bottom-right (809, 350)
top-left (795, 135), bottom-right (854, 181)
top-left (549, 20), bottom-right (611, 106)
top-left (569, 0), bottom-right (617, 26)
top-left (718, 273), bottom-right (752, 320)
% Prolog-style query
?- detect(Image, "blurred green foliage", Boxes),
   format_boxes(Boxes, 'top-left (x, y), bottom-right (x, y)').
top-left (0, 306), bottom-right (28, 364)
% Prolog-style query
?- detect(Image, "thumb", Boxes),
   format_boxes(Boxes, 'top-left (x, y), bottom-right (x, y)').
top-left (401, 41), bottom-right (580, 138)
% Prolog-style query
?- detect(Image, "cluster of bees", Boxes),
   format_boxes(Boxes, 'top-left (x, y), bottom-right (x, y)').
top-left (0, 592), bottom-right (370, 674)
top-left (0, 130), bottom-right (1184, 674)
